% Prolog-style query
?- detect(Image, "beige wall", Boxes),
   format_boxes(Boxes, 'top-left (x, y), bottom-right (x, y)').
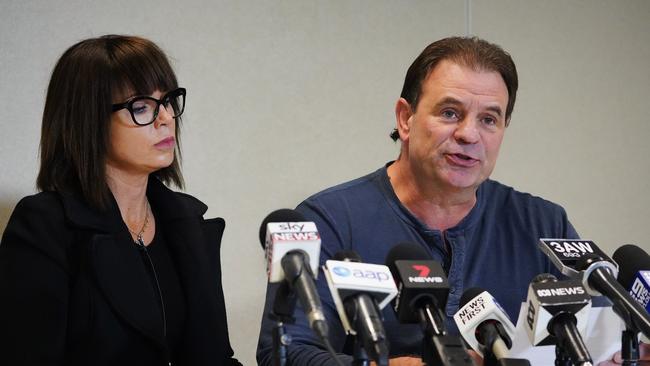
top-left (1, 1), bottom-right (649, 363)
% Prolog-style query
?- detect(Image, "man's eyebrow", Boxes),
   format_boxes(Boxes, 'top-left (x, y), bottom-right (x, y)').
top-left (433, 97), bottom-right (463, 109)
top-left (485, 105), bottom-right (503, 117)
top-left (432, 97), bottom-right (504, 117)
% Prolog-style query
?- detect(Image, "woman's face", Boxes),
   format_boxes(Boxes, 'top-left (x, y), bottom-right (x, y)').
top-left (106, 90), bottom-right (176, 178)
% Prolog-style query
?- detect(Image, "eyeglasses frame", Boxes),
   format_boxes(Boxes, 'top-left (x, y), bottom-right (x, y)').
top-left (111, 87), bottom-right (186, 126)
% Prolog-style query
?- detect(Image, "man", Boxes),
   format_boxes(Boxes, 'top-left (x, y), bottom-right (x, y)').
top-left (257, 36), bottom-right (578, 365)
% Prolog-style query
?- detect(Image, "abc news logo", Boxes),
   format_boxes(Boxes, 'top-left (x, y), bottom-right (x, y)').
top-left (536, 286), bottom-right (585, 297)
top-left (408, 264), bottom-right (444, 283)
top-left (332, 266), bottom-right (391, 282)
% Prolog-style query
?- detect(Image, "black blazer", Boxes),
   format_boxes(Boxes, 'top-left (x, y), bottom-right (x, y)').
top-left (0, 178), bottom-right (241, 366)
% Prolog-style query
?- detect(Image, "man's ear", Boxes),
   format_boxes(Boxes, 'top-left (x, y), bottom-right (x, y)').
top-left (395, 98), bottom-right (414, 142)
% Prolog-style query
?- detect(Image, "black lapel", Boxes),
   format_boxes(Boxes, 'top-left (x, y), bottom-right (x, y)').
top-left (60, 178), bottom-right (226, 360)
top-left (90, 233), bottom-right (166, 348)
top-left (147, 178), bottom-right (227, 362)
top-left (60, 189), bottom-right (167, 349)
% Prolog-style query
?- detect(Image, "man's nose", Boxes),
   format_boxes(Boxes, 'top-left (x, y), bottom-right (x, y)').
top-left (453, 117), bottom-right (480, 144)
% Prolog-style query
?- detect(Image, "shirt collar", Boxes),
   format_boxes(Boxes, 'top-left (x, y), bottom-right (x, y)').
top-left (377, 161), bottom-right (485, 235)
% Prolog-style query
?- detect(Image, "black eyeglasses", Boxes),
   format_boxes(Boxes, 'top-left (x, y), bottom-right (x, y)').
top-left (111, 88), bottom-right (186, 126)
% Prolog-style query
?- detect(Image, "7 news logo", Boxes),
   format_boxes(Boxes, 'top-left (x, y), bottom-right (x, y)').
top-left (408, 264), bottom-right (443, 283)
top-left (412, 265), bottom-right (430, 277)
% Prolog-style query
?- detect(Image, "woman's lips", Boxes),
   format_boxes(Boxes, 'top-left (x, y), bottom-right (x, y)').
top-left (445, 153), bottom-right (479, 167)
top-left (155, 136), bottom-right (175, 149)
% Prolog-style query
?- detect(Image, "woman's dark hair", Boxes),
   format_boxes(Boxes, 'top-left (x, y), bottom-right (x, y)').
top-left (390, 36), bottom-right (519, 141)
top-left (37, 35), bottom-right (184, 209)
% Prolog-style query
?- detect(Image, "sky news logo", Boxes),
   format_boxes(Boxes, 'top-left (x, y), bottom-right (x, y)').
top-left (271, 232), bottom-right (320, 241)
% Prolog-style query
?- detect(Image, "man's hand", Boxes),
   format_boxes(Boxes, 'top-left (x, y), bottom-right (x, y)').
top-left (597, 342), bottom-right (650, 365)
top-left (387, 356), bottom-right (423, 366)
top-left (467, 350), bottom-right (484, 366)
top-left (370, 356), bottom-right (423, 366)
top-left (370, 350), bottom-right (483, 366)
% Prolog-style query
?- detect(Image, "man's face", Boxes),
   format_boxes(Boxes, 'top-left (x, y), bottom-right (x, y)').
top-left (399, 59), bottom-right (509, 193)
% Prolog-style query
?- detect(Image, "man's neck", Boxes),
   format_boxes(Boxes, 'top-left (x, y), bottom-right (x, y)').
top-left (387, 159), bottom-right (478, 231)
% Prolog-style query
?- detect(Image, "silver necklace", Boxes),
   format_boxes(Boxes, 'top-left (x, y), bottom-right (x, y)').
top-left (127, 200), bottom-right (150, 246)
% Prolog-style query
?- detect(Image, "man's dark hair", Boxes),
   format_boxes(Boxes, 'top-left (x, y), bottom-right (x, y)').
top-left (37, 35), bottom-right (184, 209)
top-left (390, 36), bottom-right (518, 141)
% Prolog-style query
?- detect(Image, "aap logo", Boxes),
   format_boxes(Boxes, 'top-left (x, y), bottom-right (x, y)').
top-left (332, 266), bottom-right (351, 277)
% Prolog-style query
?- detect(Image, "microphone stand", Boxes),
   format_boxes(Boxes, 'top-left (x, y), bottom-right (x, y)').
top-left (616, 304), bottom-right (641, 366)
top-left (352, 338), bottom-right (370, 366)
top-left (600, 278), bottom-right (647, 366)
top-left (621, 329), bottom-right (640, 366)
top-left (553, 344), bottom-right (594, 366)
top-left (418, 303), bottom-right (476, 366)
top-left (479, 324), bottom-right (531, 366)
top-left (554, 345), bottom-right (572, 366)
top-left (271, 282), bottom-right (297, 366)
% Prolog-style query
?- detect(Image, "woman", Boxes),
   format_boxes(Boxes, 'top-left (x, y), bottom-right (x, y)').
top-left (0, 35), bottom-right (241, 365)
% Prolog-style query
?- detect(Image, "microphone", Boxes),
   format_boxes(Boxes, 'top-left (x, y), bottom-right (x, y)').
top-left (539, 238), bottom-right (650, 337)
top-left (454, 288), bottom-right (530, 366)
top-left (323, 250), bottom-right (397, 366)
top-left (386, 242), bottom-right (475, 366)
top-left (613, 244), bottom-right (650, 314)
top-left (613, 244), bottom-right (650, 348)
top-left (524, 273), bottom-right (592, 366)
top-left (259, 209), bottom-right (327, 340)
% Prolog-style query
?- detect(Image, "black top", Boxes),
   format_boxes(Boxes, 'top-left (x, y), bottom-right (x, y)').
top-left (142, 225), bottom-right (187, 360)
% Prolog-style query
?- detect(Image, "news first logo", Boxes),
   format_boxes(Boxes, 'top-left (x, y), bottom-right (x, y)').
top-left (331, 266), bottom-right (391, 282)
top-left (456, 296), bottom-right (486, 325)
top-left (631, 277), bottom-right (650, 307)
top-left (536, 286), bottom-right (585, 297)
top-left (408, 264), bottom-right (443, 283)
top-left (546, 240), bottom-right (595, 259)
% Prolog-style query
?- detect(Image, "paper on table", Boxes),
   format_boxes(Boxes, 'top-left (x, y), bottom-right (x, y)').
top-left (508, 302), bottom-right (624, 365)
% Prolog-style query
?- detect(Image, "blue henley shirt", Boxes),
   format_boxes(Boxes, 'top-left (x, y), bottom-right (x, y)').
top-left (257, 163), bottom-right (577, 365)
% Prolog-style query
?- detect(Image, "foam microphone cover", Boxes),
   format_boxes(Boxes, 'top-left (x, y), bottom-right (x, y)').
top-left (385, 242), bottom-right (432, 271)
top-left (258, 208), bottom-right (306, 248)
top-left (385, 242), bottom-right (449, 324)
top-left (459, 287), bottom-right (485, 308)
top-left (334, 250), bottom-right (362, 262)
top-left (613, 244), bottom-right (650, 289)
